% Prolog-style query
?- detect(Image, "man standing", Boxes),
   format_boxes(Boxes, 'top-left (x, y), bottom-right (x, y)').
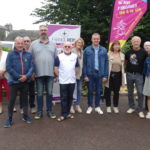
top-left (125, 36), bottom-right (148, 118)
top-left (83, 33), bottom-right (108, 115)
top-left (3, 37), bottom-right (33, 127)
top-left (54, 42), bottom-right (79, 121)
top-left (19, 36), bottom-right (36, 114)
top-left (30, 25), bottom-right (57, 119)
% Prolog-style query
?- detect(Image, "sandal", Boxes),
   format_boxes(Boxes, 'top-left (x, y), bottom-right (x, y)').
top-left (67, 114), bottom-right (74, 119)
top-left (57, 116), bottom-right (65, 122)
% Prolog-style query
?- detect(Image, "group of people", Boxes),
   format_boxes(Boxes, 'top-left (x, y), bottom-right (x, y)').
top-left (0, 25), bottom-right (150, 128)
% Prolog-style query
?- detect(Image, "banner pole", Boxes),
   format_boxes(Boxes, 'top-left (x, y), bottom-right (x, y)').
top-left (108, 0), bottom-right (116, 51)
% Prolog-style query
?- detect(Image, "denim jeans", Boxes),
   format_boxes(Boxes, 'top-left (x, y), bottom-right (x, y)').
top-left (20, 80), bottom-right (35, 109)
top-left (75, 79), bottom-right (82, 105)
top-left (126, 72), bottom-right (144, 112)
top-left (60, 84), bottom-right (75, 117)
top-left (36, 76), bottom-right (54, 112)
top-left (87, 71), bottom-right (102, 107)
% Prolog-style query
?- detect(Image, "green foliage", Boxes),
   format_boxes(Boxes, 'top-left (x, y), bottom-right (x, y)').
top-left (133, 11), bottom-right (150, 46)
top-left (31, 1), bottom-right (150, 95)
top-left (122, 40), bottom-right (132, 54)
top-left (1, 46), bottom-right (12, 52)
top-left (82, 80), bottom-right (88, 96)
top-left (31, 0), bottom-right (150, 49)
top-left (122, 11), bottom-right (150, 53)
top-left (31, 0), bottom-right (112, 47)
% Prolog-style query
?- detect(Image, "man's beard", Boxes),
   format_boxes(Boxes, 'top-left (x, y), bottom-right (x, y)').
top-left (64, 49), bottom-right (71, 54)
top-left (40, 34), bottom-right (48, 40)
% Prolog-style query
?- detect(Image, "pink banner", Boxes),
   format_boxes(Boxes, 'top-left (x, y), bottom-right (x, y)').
top-left (48, 24), bottom-right (81, 48)
top-left (109, 0), bottom-right (148, 48)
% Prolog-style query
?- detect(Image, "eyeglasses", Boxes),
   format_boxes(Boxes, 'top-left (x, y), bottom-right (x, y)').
top-left (64, 46), bottom-right (71, 48)
top-left (24, 40), bottom-right (30, 42)
top-left (40, 30), bottom-right (47, 32)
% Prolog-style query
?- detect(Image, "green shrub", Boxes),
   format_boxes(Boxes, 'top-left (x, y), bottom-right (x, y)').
top-left (2, 46), bottom-right (12, 52)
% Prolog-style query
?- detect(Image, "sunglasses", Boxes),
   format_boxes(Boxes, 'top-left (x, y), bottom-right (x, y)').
top-left (40, 30), bottom-right (47, 32)
top-left (64, 46), bottom-right (71, 48)
top-left (24, 40), bottom-right (30, 42)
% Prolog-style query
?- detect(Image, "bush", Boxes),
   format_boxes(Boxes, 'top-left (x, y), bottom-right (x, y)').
top-left (1, 46), bottom-right (12, 52)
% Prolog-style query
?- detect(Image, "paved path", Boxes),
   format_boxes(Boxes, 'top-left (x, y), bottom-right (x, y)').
top-left (0, 95), bottom-right (150, 150)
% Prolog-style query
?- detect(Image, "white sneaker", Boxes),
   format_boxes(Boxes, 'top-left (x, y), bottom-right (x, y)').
top-left (113, 107), bottom-right (119, 113)
top-left (138, 112), bottom-right (145, 118)
top-left (0, 108), bottom-right (2, 114)
top-left (146, 112), bottom-right (150, 119)
top-left (106, 107), bottom-right (112, 113)
top-left (0, 105), bottom-right (3, 114)
top-left (13, 107), bottom-right (17, 112)
top-left (95, 107), bottom-right (103, 115)
top-left (126, 108), bottom-right (135, 114)
top-left (75, 105), bottom-right (82, 113)
top-left (86, 107), bottom-right (93, 114)
top-left (70, 106), bottom-right (75, 114)
top-left (20, 109), bottom-right (23, 114)
top-left (31, 107), bottom-right (37, 114)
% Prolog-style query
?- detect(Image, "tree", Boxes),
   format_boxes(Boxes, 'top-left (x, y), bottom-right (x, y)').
top-left (0, 29), bottom-right (6, 40)
top-left (133, 11), bottom-right (150, 45)
top-left (31, 0), bottom-right (113, 47)
top-left (122, 10), bottom-right (150, 53)
top-left (6, 30), bottom-right (39, 41)
top-left (31, 0), bottom-right (150, 49)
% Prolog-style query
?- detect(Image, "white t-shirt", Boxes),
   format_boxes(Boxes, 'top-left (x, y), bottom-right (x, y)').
top-left (0, 51), bottom-right (8, 71)
top-left (0, 51), bottom-right (9, 79)
top-left (55, 52), bottom-right (79, 84)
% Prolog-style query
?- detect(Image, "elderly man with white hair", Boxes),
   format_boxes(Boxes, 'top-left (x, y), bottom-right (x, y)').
top-left (144, 41), bottom-right (150, 54)
top-left (125, 36), bottom-right (148, 118)
top-left (54, 42), bottom-right (79, 121)
top-left (3, 36), bottom-right (34, 127)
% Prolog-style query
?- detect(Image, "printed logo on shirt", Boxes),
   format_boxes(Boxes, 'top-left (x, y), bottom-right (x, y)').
top-left (130, 54), bottom-right (138, 65)
top-left (24, 58), bottom-right (28, 62)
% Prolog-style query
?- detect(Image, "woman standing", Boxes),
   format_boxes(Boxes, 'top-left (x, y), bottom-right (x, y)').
top-left (105, 41), bottom-right (125, 113)
top-left (70, 38), bottom-right (84, 113)
top-left (143, 41), bottom-right (150, 119)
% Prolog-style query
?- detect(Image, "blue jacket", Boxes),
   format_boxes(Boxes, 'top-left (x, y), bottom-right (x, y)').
top-left (6, 49), bottom-right (34, 85)
top-left (83, 45), bottom-right (108, 78)
top-left (144, 56), bottom-right (150, 77)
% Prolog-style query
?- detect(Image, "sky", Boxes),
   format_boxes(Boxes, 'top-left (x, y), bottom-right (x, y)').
top-left (0, 0), bottom-right (44, 30)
